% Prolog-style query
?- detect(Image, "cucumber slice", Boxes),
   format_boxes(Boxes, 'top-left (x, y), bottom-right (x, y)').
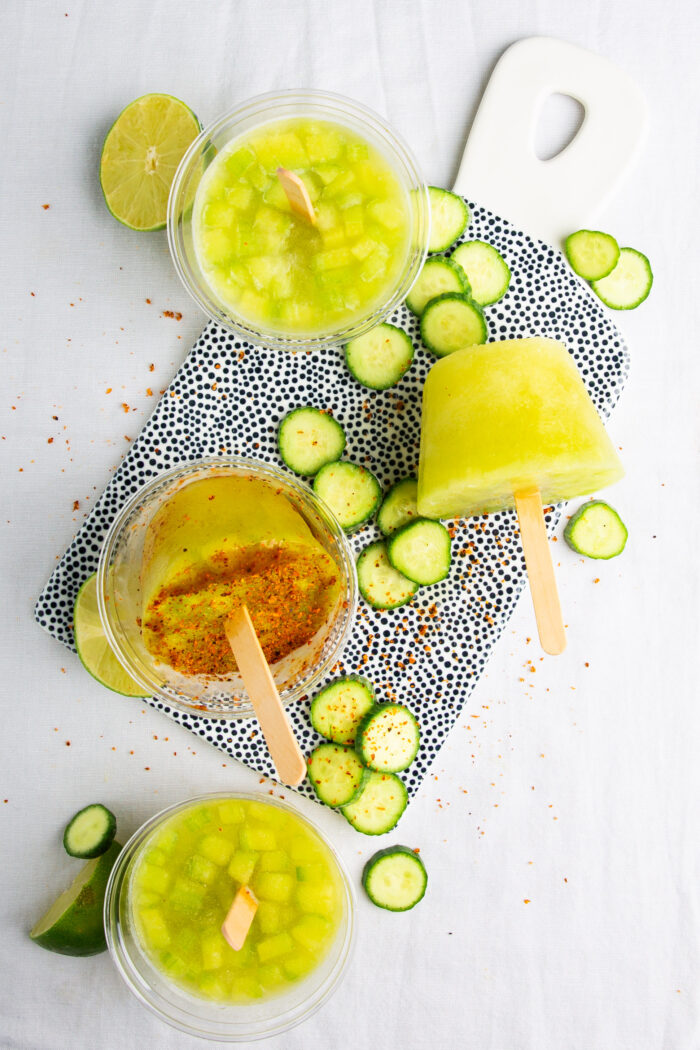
top-left (306, 743), bottom-right (368, 807)
top-left (278, 406), bottom-right (346, 476)
top-left (563, 500), bottom-right (628, 559)
top-left (591, 247), bottom-right (653, 310)
top-left (564, 229), bottom-right (620, 281)
top-left (341, 771), bottom-right (407, 835)
top-left (309, 676), bottom-right (376, 745)
top-left (451, 240), bottom-right (511, 305)
top-left (63, 803), bottom-right (117, 859)
top-left (356, 703), bottom-right (420, 773)
top-left (362, 846), bottom-right (427, 911)
top-left (405, 256), bottom-right (469, 316)
top-left (386, 518), bottom-right (452, 585)
top-left (357, 541), bottom-right (419, 610)
top-left (313, 461), bottom-right (382, 531)
top-left (427, 187), bottom-right (469, 253)
top-left (420, 293), bottom-right (487, 357)
top-left (377, 477), bottom-right (419, 537)
top-left (344, 323), bottom-right (414, 390)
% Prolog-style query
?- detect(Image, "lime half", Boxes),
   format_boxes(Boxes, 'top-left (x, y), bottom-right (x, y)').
top-left (30, 841), bottom-right (122, 956)
top-left (73, 573), bottom-right (150, 697)
top-left (100, 93), bottom-right (200, 231)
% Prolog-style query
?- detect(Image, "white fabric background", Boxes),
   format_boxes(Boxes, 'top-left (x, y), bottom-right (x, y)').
top-left (1, 1), bottom-right (699, 1048)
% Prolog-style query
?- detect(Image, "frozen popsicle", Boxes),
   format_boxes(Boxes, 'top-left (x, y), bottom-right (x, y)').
top-left (141, 474), bottom-right (342, 678)
top-left (417, 338), bottom-right (624, 653)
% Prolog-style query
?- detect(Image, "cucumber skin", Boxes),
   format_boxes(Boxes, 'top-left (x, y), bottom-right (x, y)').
top-left (563, 501), bottom-right (628, 559)
top-left (344, 324), bottom-right (414, 391)
top-left (355, 702), bottom-right (420, 773)
top-left (386, 518), bottom-right (452, 586)
top-left (427, 187), bottom-right (470, 253)
top-left (277, 406), bottom-right (346, 476)
top-left (357, 541), bottom-right (419, 611)
top-left (340, 772), bottom-right (408, 836)
top-left (564, 229), bottom-right (620, 281)
top-left (63, 804), bottom-right (117, 859)
top-left (306, 744), bottom-right (369, 808)
top-left (309, 675), bottom-right (376, 744)
top-left (362, 846), bottom-right (428, 911)
top-left (312, 461), bottom-right (382, 532)
top-left (419, 292), bottom-right (488, 357)
top-left (590, 247), bottom-right (653, 310)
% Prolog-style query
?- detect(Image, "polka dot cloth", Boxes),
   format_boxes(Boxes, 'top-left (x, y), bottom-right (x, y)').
top-left (35, 200), bottom-right (629, 808)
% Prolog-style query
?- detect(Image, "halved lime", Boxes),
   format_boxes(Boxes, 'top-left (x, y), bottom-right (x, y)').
top-left (30, 841), bottom-right (122, 956)
top-left (100, 93), bottom-right (200, 231)
top-left (73, 573), bottom-right (150, 697)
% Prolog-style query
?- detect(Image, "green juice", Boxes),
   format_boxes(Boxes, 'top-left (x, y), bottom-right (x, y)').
top-left (130, 798), bottom-right (345, 1003)
top-left (193, 117), bottom-right (411, 335)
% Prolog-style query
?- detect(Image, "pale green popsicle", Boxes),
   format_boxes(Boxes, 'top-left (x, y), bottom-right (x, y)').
top-left (417, 338), bottom-right (624, 519)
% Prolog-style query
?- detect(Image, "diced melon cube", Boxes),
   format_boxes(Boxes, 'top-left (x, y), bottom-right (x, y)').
top-left (312, 247), bottom-right (354, 272)
top-left (216, 879), bottom-right (237, 912)
top-left (144, 847), bottom-right (168, 867)
top-left (137, 862), bottom-right (171, 895)
top-left (350, 236), bottom-right (380, 261)
top-left (304, 128), bottom-right (344, 164)
top-left (256, 131), bottom-right (310, 170)
top-left (295, 863), bottom-right (325, 882)
top-left (228, 849), bottom-right (259, 884)
top-left (256, 931), bottom-right (294, 963)
top-left (231, 974), bottom-right (263, 1000)
top-left (199, 228), bottom-right (236, 266)
top-left (360, 253), bottom-right (389, 283)
top-left (240, 826), bottom-right (277, 851)
top-left (237, 289), bottom-right (271, 319)
top-left (174, 925), bottom-right (200, 965)
top-left (184, 806), bottom-right (213, 832)
top-left (199, 973), bottom-right (229, 999)
top-left (217, 800), bottom-right (246, 824)
top-left (244, 162), bottom-right (272, 192)
top-left (263, 179), bottom-right (292, 212)
top-left (282, 949), bottom-right (316, 981)
top-left (159, 950), bottom-right (188, 978)
top-left (320, 226), bottom-right (347, 250)
top-left (169, 877), bottom-right (206, 916)
top-left (256, 900), bottom-right (283, 935)
top-left (227, 940), bottom-right (254, 971)
top-left (246, 801), bottom-right (280, 824)
top-left (135, 891), bottom-right (160, 908)
top-left (280, 301), bottom-right (316, 328)
top-left (343, 204), bottom-right (365, 239)
top-left (247, 256), bottom-right (293, 298)
top-left (338, 193), bottom-right (365, 211)
top-left (258, 850), bottom-right (290, 873)
top-left (289, 837), bottom-right (325, 865)
top-left (322, 170), bottom-right (357, 198)
top-left (355, 160), bottom-right (391, 194)
top-left (347, 141), bottom-right (369, 162)
top-left (315, 203), bottom-right (339, 235)
top-left (138, 907), bottom-right (170, 949)
top-left (290, 913), bottom-right (331, 953)
top-left (258, 963), bottom-right (287, 990)
top-left (204, 200), bottom-right (235, 228)
top-left (201, 927), bottom-right (227, 971)
top-left (315, 163), bottom-right (342, 186)
top-left (226, 183), bottom-right (255, 211)
top-left (198, 834), bottom-right (235, 867)
top-left (368, 200), bottom-right (404, 229)
top-left (299, 171), bottom-right (323, 203)
top-left (296, 882), bottom-right (337, 918)
top-left (225, 146), bottom-right (256, 179)
top-left (230, 223), bottom-right (256, 257)
top-left (186, 853), bottom-right (219, 885)
top-left (153, 827), bottom-right (179, 853)
top-left (255, 872), bottom-right (295, 903)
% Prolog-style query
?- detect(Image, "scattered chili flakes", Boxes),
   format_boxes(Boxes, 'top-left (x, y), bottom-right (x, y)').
top-left (162, 310), bottom-right (183, 321)
top-left (149, 362), bottom-right (155, 372)
top-left (47, 437), bottom-right (53, 444)
top-left (65, 740), bottom-right (71, 746)
top-left (72, 500), bottom-right (80, 511)
top-left (105, 387), bottom-right (112, 394)
top-left (145, 298), bottom-right (151, 304)
top-left (42, 203), bottom-right (50, 210)
top-left (523, 898), bottom-right (531, 904)
top-left (121, 402), bottom-right (130, 413)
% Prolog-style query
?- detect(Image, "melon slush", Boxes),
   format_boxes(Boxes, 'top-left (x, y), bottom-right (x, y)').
top-left (140, 474), bottom-right (343, 679)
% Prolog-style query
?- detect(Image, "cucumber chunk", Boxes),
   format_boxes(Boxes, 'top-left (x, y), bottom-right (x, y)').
top-left (377, 477), bottom-right (420, 537)
top-left (356, 703), bottom-right (420, 773)
top-left (591, 247), bottom-right (653, 310)
top-left (420, 293), bottom-right (487, 357)
top-left (341, 771), bottom-right (407, 835)
top-left (405, 256), bottom-right (469, 316)
top-left (313, 461), bottom-right (382, 531)
top-left (357, 540), bottom-right (419, 610)
top-left (451, 240), bottom-right (511, 305)
top-left (63, 803), bottom-right (117, 859)
top-left (309, 676), bottom-right (376, 745)
top-left (563, 500), bottom-right (628, 559)
top-left (427, 187), bottom-right (469, 253)
top-left (278, 406), bottom-right (346, 476)
top-left (387, 518), bottom-right (452, 585)
top-left (564, 229), bottom-right (620, 281)
top-left (307, 743), bottom-right (368, 807)
top-left (344, 322), bottom-right (414, 390)
top-left (362, 846), bottom-right (427, 911)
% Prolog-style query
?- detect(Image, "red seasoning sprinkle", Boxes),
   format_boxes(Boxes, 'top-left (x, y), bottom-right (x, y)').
top-left (42, 203), bottom-right (50, 210)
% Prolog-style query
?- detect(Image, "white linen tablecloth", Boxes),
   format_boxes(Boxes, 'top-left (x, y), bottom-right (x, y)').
top-left (1, 1), bottom-right (699, 1048)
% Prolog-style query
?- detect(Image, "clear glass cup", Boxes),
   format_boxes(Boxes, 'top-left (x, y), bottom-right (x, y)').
top-left (104, 792), bottom-right (355, 1041)
top-left (96, 457), bottom-right (357, 717)
top-left (167, 89), bottom-right (429, 350)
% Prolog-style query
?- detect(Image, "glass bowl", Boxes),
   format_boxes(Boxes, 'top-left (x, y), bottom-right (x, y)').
top-left (96, 457), bottom-right (357, 717)
top-left (104, 792), bottom-right (355, 1041)
top-left (167, 89), bottom-right (429, 350)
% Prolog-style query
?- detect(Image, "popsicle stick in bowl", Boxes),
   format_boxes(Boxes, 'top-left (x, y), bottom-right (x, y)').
top-left (224, 605), bottom-right (307, 786)
top-left (514, 489), bottom-right (567, 656)
top-left (276, 167), bottom-right (316, 224)
top-left (221, 884), bottom-right (258, 951)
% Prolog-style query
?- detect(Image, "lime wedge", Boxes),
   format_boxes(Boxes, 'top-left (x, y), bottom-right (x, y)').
top-left (30, 841), bottom-right (122, 956)
top-left (73, 573), bottom-right (150, 697)
top-left (99, 93), bottom-right (200, 231)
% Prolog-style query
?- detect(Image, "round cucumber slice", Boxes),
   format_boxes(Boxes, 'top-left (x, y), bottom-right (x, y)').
top-left (341, 771), bottom-right (408, 835)
top-left (377, 477), bottom-right (420, 537)
top-left (100, 93), bottom-right (200, 231)
top-left (63, 803), bottom-right (117, 859)
top-left (405, 256), bottom-right (469, 316)
top-left (420, 293), bottom-right (487, 357)
top-left (309, 676), bottom-right (376, 745)
top-left (307, 743), bottom-right (368, 807)
top-left (427, 187), bottom-right (470, 253)
top-left (278, 406), bottom-right (346, 476)
top-left (73, 574), bottom-right (150, 697)
top-left (591, 247), bottom-right (653, 310)
top-left (362, 846), bottom-right (427, 911)
top-left (564, 229), bottom-right (620, 281)
top-left (344, 323), bottom-right (414, 390)
top-left (313, 461), bottom-right (382, 531)
top-left (563, 500), bottom-right (628, 559)
top-left (357, 541), bottom-right (419, 611)
top-left (451, 240), bottom-right (511, 305)
top-left (387, 518), bottom-right (452, 586)
top-left (356, 703), bottom-right (420, 773)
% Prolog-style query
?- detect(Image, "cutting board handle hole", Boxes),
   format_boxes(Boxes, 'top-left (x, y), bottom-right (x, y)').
top-left (534, 93), bottom-right (585, 162)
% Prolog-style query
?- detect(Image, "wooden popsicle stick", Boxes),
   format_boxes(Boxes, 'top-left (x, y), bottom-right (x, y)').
top-left (225, 605), bottom-right (307, 786)
top-left (514, 489), bottom-right (567, 656)
top-left (221, 884), bottom-right (258, 951)
top-left (276, 167), bottom-right (317, 224)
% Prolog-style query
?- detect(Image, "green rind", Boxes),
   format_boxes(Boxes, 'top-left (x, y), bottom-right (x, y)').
top-left (355, 702), bottom-right (420, 773)
top-left (377, 477), bottom-right (420, 537)
top-left (341, 771), bottom-right (408, 836)
top-left (312, 461), bottom-right (382, 531)
top-left (386, 518), bottom-right (452, 585)
top-left (427, 187), bottom-right (470, 253)
top-left (306, 743), bottom-right (369, 807)
top-left (405, 256), bottom-right (470, 316)
top-left (63, 803), bottom-right (117, 859)
top-left (590, 247), bottom-right (653, 310)
top-left (99, 93), bottom-right (201, 232)
top-left (563, 500), bottom-right (628, 559)
top-left (309, 675), bottom-right (376, 745)
top-left (344, 323), bottom-right (415, 391)
top-left (419, 292), bottom-right (487, 357)
top-left (30, 841), bottom-right (122, 956)
top-left (73, 574), bottom-right (150, 698)
top-left (564, 229), bottom-right (620, 281)
top-left (356, 541), bottom-right (419, 611)
top-left (277, 406), bottom-right (346, 476)
top-left (362, 846), bottom-right (428, 911)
